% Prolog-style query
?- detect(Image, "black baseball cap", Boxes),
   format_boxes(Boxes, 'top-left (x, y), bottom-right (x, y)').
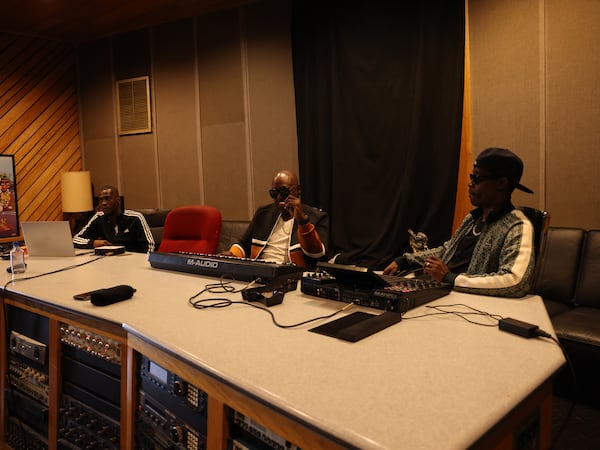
top-left (474, 147), bottom-right (534, 194)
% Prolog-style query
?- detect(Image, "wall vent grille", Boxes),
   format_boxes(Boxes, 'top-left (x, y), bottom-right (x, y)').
top-left (117, 76), bottom-right (151, 135)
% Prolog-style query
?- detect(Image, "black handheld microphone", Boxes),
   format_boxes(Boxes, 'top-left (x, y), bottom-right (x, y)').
top-left (90, 285), bottom-right (136, 306)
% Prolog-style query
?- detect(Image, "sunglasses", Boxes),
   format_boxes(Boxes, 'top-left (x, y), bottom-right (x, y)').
top-left (469, 173), bottom-right (500, 185)
top-left (268, 185), bottom-right (297, 199)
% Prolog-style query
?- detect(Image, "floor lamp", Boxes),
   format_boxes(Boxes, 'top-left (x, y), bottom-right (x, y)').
top-left (61, 171), bottom-right (93, 235)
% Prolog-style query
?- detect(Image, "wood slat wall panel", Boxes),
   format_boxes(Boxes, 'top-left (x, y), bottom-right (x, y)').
top-left (0, 33), bottom-right (81, 235)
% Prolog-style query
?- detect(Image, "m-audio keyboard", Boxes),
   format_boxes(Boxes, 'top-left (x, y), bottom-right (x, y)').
top-left (148, 251), bottom-right (304, 283)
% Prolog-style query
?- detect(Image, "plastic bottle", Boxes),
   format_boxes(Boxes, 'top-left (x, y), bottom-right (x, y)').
top-left (10, 242), bottom-right (26, 274)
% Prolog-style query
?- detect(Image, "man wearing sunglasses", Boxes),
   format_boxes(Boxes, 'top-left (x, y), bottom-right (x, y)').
top-left (383, 147), bottom-right (535, 298)
top-left (222, 170), bottom-right (328, 267)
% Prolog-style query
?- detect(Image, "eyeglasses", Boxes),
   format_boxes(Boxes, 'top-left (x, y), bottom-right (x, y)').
top-left (269, 185), bottom-right (297, 199)
top-left (469, 173), bottom-right (500, 185)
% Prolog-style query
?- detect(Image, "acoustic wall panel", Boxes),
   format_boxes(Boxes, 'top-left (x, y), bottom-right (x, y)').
top-left (196, 9), bottom-right (249, 219)
top-left (545, 0), bottom-right (600, 228)
top-left (78, 40), bottom-right (119, 192)
top-left (112, 30), bottom-right (159, 208)
top-left (153, 19), bottom-right (203, 208)
top-left (469, 0), bottom-right (542, 209)
top-left (243, 0), bottom-right (298, 210)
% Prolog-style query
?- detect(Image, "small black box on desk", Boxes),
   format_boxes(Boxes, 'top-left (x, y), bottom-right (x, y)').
top-left (94, 246), bottom-right (126, 256)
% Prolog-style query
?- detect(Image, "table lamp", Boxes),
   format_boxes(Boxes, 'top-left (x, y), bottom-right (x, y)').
top-left (61, 171), bottom-right (93, 234)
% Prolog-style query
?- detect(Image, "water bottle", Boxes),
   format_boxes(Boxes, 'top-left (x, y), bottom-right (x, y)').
top-left (10, 242), bottom-right (26, 274)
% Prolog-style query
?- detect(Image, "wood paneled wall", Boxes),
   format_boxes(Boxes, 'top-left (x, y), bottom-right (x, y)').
top-left (0, 33), bottom-right (81, 232)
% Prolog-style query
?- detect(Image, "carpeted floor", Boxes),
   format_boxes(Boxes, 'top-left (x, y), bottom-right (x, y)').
top-left (551, 395), bottom-right (600, 449)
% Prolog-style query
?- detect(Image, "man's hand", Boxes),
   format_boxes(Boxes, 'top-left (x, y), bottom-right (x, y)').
top-left (423, 256), bottom-right (449, 282)
top-left (281, 194), bottom-right (308, 223)
top-left (383, 260), bottom-right (399, 275)
top-left (93, 239), bottom-right (112, 248)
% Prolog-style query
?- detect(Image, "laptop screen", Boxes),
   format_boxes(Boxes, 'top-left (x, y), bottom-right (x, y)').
top-left (21, 221), bottom-right (77, 257)
top-left (316, 262), bottom-right (390, 289)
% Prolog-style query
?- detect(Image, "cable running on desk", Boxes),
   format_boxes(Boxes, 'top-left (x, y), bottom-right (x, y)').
top-left (188, 278), bottom-right (354, 328)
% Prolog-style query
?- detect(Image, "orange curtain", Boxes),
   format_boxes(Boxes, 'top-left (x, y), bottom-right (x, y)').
top-left (452, 0), bottom-right (473, 232)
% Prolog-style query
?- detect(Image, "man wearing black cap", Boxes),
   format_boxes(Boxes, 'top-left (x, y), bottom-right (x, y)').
top-left (383, 147), bottom-right (535, 297)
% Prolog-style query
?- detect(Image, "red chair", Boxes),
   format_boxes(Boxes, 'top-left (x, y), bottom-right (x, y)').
top-left (158, 205), bottom-right (222, 254)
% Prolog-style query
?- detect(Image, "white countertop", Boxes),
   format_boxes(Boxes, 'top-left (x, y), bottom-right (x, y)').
top-left (4, 252), bottom-right (565, 449)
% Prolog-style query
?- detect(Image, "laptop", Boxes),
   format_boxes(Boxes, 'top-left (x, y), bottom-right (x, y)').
top-left (316, 261), bottom-right (393, 289)
top-left (21, 221), bottom-right (85, 257)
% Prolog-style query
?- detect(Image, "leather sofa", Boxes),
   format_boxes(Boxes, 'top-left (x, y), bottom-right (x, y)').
top-left (136, 208), bottom-right (170, 249)
top-left (533, 227), bottom-right (600, 405)
top-left (215, 220), bottom-right (251, 254)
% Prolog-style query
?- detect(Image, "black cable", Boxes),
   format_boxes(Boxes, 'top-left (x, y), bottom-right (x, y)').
top-left (402, 303), bottom-right (504, 326)
top-left (187, 276), bottom-right (255, 307)
top-left (188, 278), bottom-right (354, 328)
top-left (539, 332), bottom-right (578, 450)
top-left (191, 298), bottom-right (354, 329)
top-left (5, 255), bottom-right (103, 286)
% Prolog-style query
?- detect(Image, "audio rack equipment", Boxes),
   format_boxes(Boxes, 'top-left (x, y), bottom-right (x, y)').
top-left (230, 410), bottom-right (300, 450)
top-left (148, 251), bottom-right (304, 284)
top-left (10, 331), bottom-right (47, 364)
top-left (137, 356), bottom-right (208, 449)
top-left (6, 416), bottom-right (47, 450)
top-left (8, 356), bottom-right (49, 406)
top-left (60, 323), bottom-right (122, 363)
top-left (5, 306), bottom-right (49, 449)
top-left (5, 388), bottom-right (48, 434)
top-left (58, 395), bottom-right (120, 449)
top-left (137, 391), bottom-right (205, 450)
top-left (301, 263), bottom-right (452, 313)
top-left (59, 323), bottom-right (122, 446)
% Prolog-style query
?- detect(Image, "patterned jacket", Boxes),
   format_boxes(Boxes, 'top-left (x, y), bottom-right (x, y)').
top-left (229, 203), bottom-right (328, 268)
top-left (398, 204), bottom-right (535, 297)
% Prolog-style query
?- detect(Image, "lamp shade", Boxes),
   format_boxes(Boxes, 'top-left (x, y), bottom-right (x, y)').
top-left (61, 171), bottom-right (93, 213)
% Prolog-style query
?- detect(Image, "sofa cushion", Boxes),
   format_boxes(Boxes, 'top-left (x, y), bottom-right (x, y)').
top-left (136, 208), bottom-right (171, 249)
top-left (534, 227), bottom-right (586, 305)
top-left (216, 220), bottom-right (250, 254)
top-left (574, 229), bottom-right (600, 308)
top-left (542, 299), bottom-right (573, 318)
top-left (552, 307), bottom-right (600, 348)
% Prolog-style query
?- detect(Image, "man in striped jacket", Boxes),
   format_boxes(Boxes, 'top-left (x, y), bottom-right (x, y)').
top-left (73, 185), bottom-right (155, 253)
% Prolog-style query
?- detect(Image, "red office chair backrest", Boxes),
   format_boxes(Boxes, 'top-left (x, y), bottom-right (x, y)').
top-left (158, 205), bottom-right (222, 254)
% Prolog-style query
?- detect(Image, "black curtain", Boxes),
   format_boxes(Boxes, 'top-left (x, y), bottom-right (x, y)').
top-left (292, 0), bottom-right (465, 269)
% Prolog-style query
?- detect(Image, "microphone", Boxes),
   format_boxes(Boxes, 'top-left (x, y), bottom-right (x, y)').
top-left (90, 285), bottom-right (136, 306)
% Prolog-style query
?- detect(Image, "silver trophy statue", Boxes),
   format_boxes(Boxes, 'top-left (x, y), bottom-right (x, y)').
top-left (408, 229), bottom-right (428, 253)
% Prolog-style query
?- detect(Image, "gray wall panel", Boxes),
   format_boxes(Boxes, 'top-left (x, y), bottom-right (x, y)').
top-left (245, 0), bottom-right (298, 210)
top-left (469, 0), bottom-right (542, 209)
top-left (545, 0), bottom-right (600, 228)
top-left (153, 19), bottom-right (202, 208)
